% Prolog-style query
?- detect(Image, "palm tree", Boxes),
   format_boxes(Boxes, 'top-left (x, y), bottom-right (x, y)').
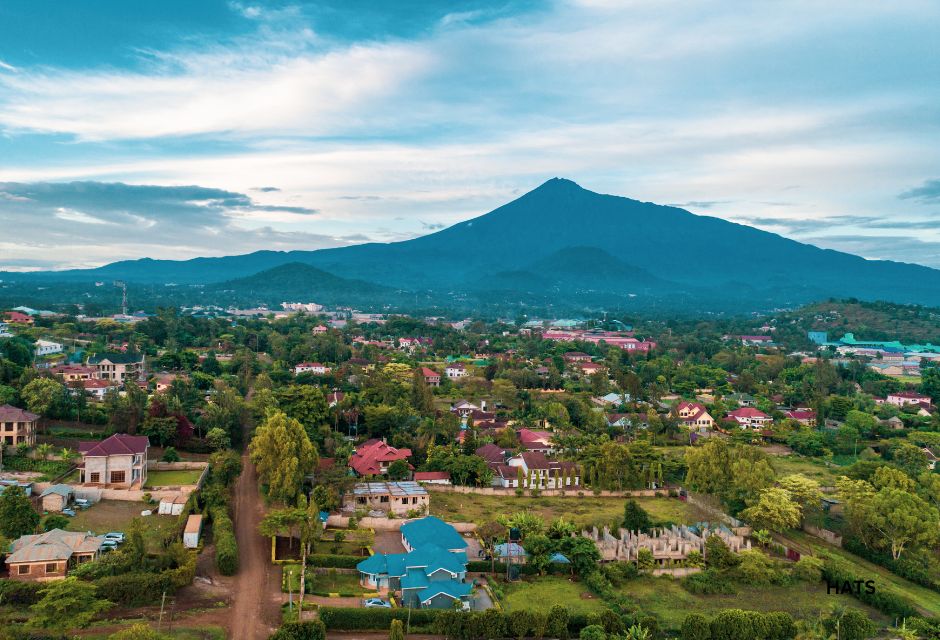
top-left (624, 624), bottom-right (651, 640)
top-left (36, 443), bottom-right (54, 461)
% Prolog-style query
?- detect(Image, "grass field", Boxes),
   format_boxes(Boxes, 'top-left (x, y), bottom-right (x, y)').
top-left (786, 531), bottom-right (940, 617)
top-left (621, 576), bottom-right (888, 631)
top-left (768, 456), bottom-right (843, 485)
top-left (282, 565), bottom-right (370, 595)
top-left (429, 492), bottom-right (702, 528)
top-left (66, 500), bottom-right (177, 552)
top-left (499, 576), bottom-right (608, 616)
top-left (145, 469), bottom-right (203, 487)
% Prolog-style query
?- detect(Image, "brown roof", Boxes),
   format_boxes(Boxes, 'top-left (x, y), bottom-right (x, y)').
top-left (0, 404), bottom-right (39, 422)
top-left (79, 433), bottom-right (149, 457)
top-left (6, 529), bottom-right (103, 564)
top-left (414, 471), bottom-right (450, 481)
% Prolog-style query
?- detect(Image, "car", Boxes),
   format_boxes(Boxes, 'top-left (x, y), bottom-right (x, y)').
top-left (61, 508), bottom-right (76, 517)
top-left (104, 532), bottom-right (125, 543)
top-left (100, 540), bottom-right (118, 552)
top-left (362, 598), bottom-right (392, 608)
top-left (74, 498), bottom-right (91, 509)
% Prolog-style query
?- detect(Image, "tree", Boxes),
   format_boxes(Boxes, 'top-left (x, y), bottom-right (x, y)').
top-left (579, 626), bottom-right (606, 640)
top-left (825, 608), bottom-right (876, 640)
top-left (108, 623), bottom-right (167, 640)
top-left (497, 511), bottom-right (545, 539)
top-left (866, 486), bottom-right (940, 559)
top-left (411, 368), bottom-right (434, 415)
top-left (681, 613), bottom-right (711, 640)
top-left (387, 458), bottom-right (411, 481)
top-left (249, 412), bottom-right (317, 504)
top-left (622, 499), bottom-right (652, 532)
top-left (523, 533), bottom-right (555, 574)
top-left (558, 536), bottom-right (601, 576)
top-left (141, 416), bottom-right (178, 447)
top-left (275, 385), bottom-right (330, 440)
top-left (29, 577), bottom-right (111, 628)
top-left (22, 377), bottom-right (65, 429)
top-left (206, 427), bottom-right (230, 451)
top-left (636, 547), bottom-right (654, 572)
top-left (740, 488), bottom-right (801, 533)
top-left (509, 610), bottom-right (534, 640)
top-left (43, 514), bottom-right (71, 532)
top-left (0, 484), bottom-right (39, 538)
top-left (704, 535), bottom-right (739, 570)
top-left (389, 619), bottom-right (406, 640)
top-left (777, 474), bottom-right (823, 521)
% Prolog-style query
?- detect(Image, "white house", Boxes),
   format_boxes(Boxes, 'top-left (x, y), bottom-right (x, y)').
top-left (445, 363), bottom-right (469, 379)
top-left (0, 322), bottom-right (12, 338)
top-left (295, 362), bottom-right (331, 375)
top-left (35, 340), bottom-right (63, 356)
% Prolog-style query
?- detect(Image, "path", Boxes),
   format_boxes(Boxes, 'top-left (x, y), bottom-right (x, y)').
top-left (231, 421), bottom-right (282, 640)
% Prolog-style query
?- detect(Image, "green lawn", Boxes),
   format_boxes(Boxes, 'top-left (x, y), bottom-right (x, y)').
top-left (429, 492), bottom-right (701, 529)
top-left (66, 499), bottom-right (177, 552)
top-left (768, 456), bottom-right (842, 485)
top-left (499, 576), bottom-right (608, 616)
top-left (282, 565), bottom-right (371, 595)
top-left (145, 469), bottom-right (204, 487)
top-left (620, 576), bottom-right (888, 631)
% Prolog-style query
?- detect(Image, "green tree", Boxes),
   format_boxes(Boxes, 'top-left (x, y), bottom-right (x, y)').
top-left (636, 547), bottom-right (655, 573)
top-left (29, 577), bottom-right (111, 628)
top-left (42, 514), bottom-right (71, 532)
top-left (866, 486), bottom-right (940, 559)
top-left (509, 610), bottom-right (534, 640)
top-left (141, 416), bottom-right (178, 447)
top-left (523, 533), bottom-right (555, 574)
top-left (389, 619), bottom-right (405, 640)
top-left (558, 535), bottom-right (601, 576)
top-left (704, 535), bottom-right (739, 570)
top-left (22, 377), bottom-right (65, 429)
top-left (411, 368), bottom-right (435, 415)
top-left (206, 427), bottom-right (231, 451)
top-left (825, 608), bottom-right (876, 640)
top-left (547, 604), bottom-right (570, 640)
top-left (249, 411), bottom-right (317, 504)
top-left (622, 499), bottom-right (652, 532)
top-left (387, 458), bottom-right (411, 481)
top-left (579, 625), bottom-right (606, 640)
top-left (108, 623), bottom-right (167, 640)
top-left (681, 613), bottom-right (712, 640)
top-left (0, 484), bottom-right (39, 538)
top-left (740, 488), bottom-right (801, 533)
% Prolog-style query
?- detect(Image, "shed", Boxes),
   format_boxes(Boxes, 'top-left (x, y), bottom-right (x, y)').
top-left (158, 495), bottom-right (188, 516)
top-left (183, 514), bottom-right (203, 549)
top-left (39, 484), bottom-right (74, 512)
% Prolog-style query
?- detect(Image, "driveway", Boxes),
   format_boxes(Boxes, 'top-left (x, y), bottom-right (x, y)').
top-left (373, 530), bottom-right (406, 554)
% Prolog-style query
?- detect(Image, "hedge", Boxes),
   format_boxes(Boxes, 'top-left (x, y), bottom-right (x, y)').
top-left (467, 560), bottom-right (542, 575)
top-left (842, 538), bottom-right (939, 593)
top-left (0, 578), bottom-right (44, 605)
top-left (269, 621), bottom-right (326, 640)
top-left (307, 554), bottom-right (362, 569)
top-left (94, 572), bottom-right (171, 606)
top-left (212, 507), bottom-right (239, 576)
top-left (820, 556), bottom-right (918, 618)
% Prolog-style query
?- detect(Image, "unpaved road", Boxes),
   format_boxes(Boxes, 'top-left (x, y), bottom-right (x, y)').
top-left (231, 445), bottom-right (281, 640)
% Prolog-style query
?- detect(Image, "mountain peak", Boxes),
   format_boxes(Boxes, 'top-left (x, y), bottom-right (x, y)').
top-left (534, 177), bottom-right (584, 193)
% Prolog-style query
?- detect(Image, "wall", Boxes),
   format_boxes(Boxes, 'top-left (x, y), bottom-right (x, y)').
top-left (325, 515), bottom-right (476, 533)
top-left (803, 524), bottom-right (843, 547)
top-left (424, 485), bottom-right (665, 498)
top-left (147, 461), bottom-right (209, 471)
top-left (650, 567), bottom-right (702, 578)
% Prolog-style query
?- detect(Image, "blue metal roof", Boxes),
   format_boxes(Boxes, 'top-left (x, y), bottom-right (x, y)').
top-left (401, 516), bottom-right (467, 551)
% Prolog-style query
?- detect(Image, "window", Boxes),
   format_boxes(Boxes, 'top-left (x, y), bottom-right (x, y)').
top-left (18, 565), bottom-right (29, 575)
top-left (357, 497), bottom-right (366, 504)
top-left (379, 495), bottom-right (389, 503)
top-left (89, 472), bottom-right (100, 483)
top-left (110, 470), bottom-right (126, 484)
top-left (45, 563), bottom-right (58, 573)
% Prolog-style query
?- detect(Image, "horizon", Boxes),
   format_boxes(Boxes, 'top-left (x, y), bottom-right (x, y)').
top-left (2, 1), bottom-right (939, 271)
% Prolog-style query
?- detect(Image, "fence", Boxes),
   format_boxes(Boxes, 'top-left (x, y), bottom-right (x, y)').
top-left (424, 485), bottom-right (669, 498)
top-left (324, 515), bottom-right (477, 533)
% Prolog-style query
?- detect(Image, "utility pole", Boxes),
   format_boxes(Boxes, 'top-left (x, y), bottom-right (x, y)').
top-left (157, 590), bottom-right (167, 632)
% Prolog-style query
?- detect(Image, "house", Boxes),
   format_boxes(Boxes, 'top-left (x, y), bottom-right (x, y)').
top-left (82, 378), bottom-right (118, 400)
top-left (87, 352), bottom-right (145, 383)
top-left (475, 443), bottom-right (509, 466)
top-left (34, 340), bottom-right (63, 357)
top-left (594, 392), bottom-right (628, 407)
top-left (517, 428), bottom-right (555, 454)
top-left (5, 529), bottom-right (104, 581)
top-left (445, 363), bottom-right (468, 379)
top-left (606, 413), bottom-right (631, 428)
top-left (563, 352), bottom-right (592, 363)
top-left (885, 391), bottom-right (932, 407)
top-left (349, 439), bottom-right (412, 476)
top-left (884, 415), bottom-right (905, 430)
top-left (154, 372), bottom-right (187, 392)
top-left (727, 407), bottom-right (773, 430)
top-left (451, 400), bottom-right (484, 417)
top-left (785, 409), bottom-right (817, 427)
top-left (0, 404), bottom-right (38, 446)
top-left (675, 401), bottom-right (714, 431)
top-left (49, 364), bottom-right (97, 382)
top-left (39, 485), bottom-right (74, 512)
top-left (295, 362), bottom-right (331, 375)
top-left (3, 311), bottom-right (34, 325)
top-left (327, 391), bottom-right (345, 407)
top-left (312, 325), bottom-right (329, 334)
top-left (0, 321), bottom-right (12, 338)
top-left (78, 433), bottom-right (149, 488)
top-left (507, 451), bottom-right (579, 489)
top-left (579, 362), bottom-right (605, 376)
top-left (727, 393), bottom-right (756, 407)
top-left (357, 517), bottom-right (471, 610)
top-left (420, 367), bottom-right (441, 387)
top-left (344, 481), bottom-right (429, 516)
top-left (414, 471), bottom-right (452, 485)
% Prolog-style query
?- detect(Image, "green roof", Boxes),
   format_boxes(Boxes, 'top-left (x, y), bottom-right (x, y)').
top-left (87, 352), bottom-right (144, 365)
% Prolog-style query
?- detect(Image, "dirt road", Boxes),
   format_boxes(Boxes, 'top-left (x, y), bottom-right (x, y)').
top-left (231, 446), bottom-right (281, 640)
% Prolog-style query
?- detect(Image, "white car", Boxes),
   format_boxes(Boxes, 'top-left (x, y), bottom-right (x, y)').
top-left (362, 598), bottom-right (391, 608)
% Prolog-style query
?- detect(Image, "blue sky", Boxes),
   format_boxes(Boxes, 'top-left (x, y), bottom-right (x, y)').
top-left (1, 0), bottom-right (939, 270)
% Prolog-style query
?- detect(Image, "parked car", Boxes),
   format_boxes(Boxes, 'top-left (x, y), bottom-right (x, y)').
top-left (104, 532), bottom-right (125, 543)
top-left (74, 498), bottom-right (91, 509)
top-left (100, 540), bottom-right (118, 552)
top-left (61, 508), bottom-right (76, 517)
top-left (363, 598), bottom-right (391, 608)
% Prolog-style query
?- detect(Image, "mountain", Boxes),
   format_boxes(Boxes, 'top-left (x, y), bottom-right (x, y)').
top-left (205, 263), bottom-right (390, 306)
top-left (7, 178), bottom-right (940, 311)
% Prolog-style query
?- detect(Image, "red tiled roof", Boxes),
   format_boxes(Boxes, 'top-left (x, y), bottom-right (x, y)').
top-left (475, 443), bottom-right (508, 464)
top-left (349, 439), bottom-right (412, 476)
top-left (420, 367), bottom-right (440, 378)
top-left (79, 433), bottom-right (149, 457)
top-left (414, 471), bottom-right (450, 481)
top-left (727, 407), bottom-right (771, 419)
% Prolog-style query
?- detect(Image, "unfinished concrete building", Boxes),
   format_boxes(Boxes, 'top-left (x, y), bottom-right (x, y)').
top-left (582, 522), bottom-right (751, 564)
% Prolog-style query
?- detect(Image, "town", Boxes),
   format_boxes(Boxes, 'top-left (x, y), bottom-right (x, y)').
top-left (0, 298), bottom-right (938, 640)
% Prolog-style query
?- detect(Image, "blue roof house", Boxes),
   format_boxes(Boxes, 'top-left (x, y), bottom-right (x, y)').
top-left (358, 516), bottom-right (472, 610)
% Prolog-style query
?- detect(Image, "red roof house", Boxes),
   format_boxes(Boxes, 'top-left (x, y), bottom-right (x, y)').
top-left (413, 471), bottom-right (451, 484)
top-left (420, 367), bottom-right (441, 387)
top-left (727, 407), bottom-right (773, 429)
top-left (349, 439), bottom-right (412, 476)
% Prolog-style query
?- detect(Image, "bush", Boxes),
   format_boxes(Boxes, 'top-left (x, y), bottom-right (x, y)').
top-left (212, 507), bottom-right (239, 576)
top-left (269, 620), bottom-right (326, 640)
top-left (682, 569), bottom-right (737, 595)
top-left (0, 578), bottom-right (44, 605)
top-left (94, 572), bottom-right (169, 606)
top-left (318, 607), bottom-right (442, 631)
top-left (307, 554), bottom-right (362, 569)
top-left (681, 613), bottom-right (711, 640)
top-left (161, 447), bottom-right (181, 462)
top-left (842, 537), bottom-right (939, 593)
top-left (792, 556), bottom-right (824, 582)
top-left (824, 609), bottom-right (876, 640)
top-left (734, 551), bottom-right (788, 586)
top-left (820, 556), bottom-right (918, 618)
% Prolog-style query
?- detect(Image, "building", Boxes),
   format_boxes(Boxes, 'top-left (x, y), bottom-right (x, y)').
top-left (885, 391), bottom-right (932, 407)
top-left (5, 529), bottom-right (104, 581)
top-left (516, 428), bottom-right (555, 454)
top-left (344, 481), bottom-right (429, 516)
top-left (87, 352), bottom-right (145, 383)
top-left (563, 352), bottom-right (592, 363)
top-left (0, 321), bottom-right (12, 338)
top-left (414, 471), bottom-right (452, 485)
top-left (784, 409), bottom-right (817, 427)
top-left (78, 433), bottom-right (149, 488)
top-left (34, 340), bottom-right (63, 357)
top-left (349, 439), bottom-right (413, 476)
top-left (183, 515), bottom-right (203, 548)
top-left (39, 485), bottom-right (74, 512)
top-left (420, 367), bottom-right (441, 387)
top-left (49, 364), bottom-right (97, 382)
top-left (82, 378), bottom-right (118, 400)
top-left (726, 407), bottom-right (773, 429)
top-left (507, 451), bottom-right (579, 489)
top-left (579, 362), bottom-right (605, 376)
top-left (0, 404), bottom-right (38, 446)
top-left (675, 401), bottom-right (714, 431)
top-left (357, 516), bottom-right (471, 610)
top-left (445, 363), bottom-right (468, 379)
top-left (3, 311), bottom-right (34, 325)
top-left (294, 362), bottom-right (331, 375)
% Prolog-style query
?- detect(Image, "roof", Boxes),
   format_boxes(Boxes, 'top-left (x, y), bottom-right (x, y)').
top-left (475, 443), bottom-right (508, 464)
top-left (418, 579), bottom-right (472, 603)
top-left (349, 439), bottom-right (412, 476)
top-left (420, 367), bottom-right (440, 378)
top-left (0, 404), bottom-right (39, 422)
top-left (517, 429), bottom-right (553, 447)
top-left (87, 351), bottom-right (144, 365)
top-left (6, 529), bottom-right (103, 564)
top-left (184, 514), bottom-right (203, 534)
top-left (352, 481), bottom-right (427, 497)
top-left (414, 471), bottom-right (450, 482)
top-left (79, 433), bottom-right (149, 457)
top-left (727, 407), bottom-right (771, 419)
top-left (401, 516), bottom-right (467, 552)
top-left (495, 542), bottom-right (527, 558)
top-left (785, 410), bottom-right (816, 420)
top-left (39, 484), bottom-right (73, 498)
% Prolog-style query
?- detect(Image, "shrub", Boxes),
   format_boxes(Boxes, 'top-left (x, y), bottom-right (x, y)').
top-left (269, 620), bottom-right (326, 640)
top-left (734, 551), bottom-right (788, 586)
top-left (0, 578), bottom-right (44, 605)
top-left (319, 607), bottom-right (441, 631)
top-left (681, 613), bottom-right (711, 640)
top-left (820, 556), bottom-right (918, 618)
top-left (94, 573), bottom-right (169, 606)
top-left (212, 507), bottom-right (239, 576)
top-left (682, 569), bottom-right (737, 595)
top-left (824, 609), bottom-right (875, 640)
top-left (161, 447), bottom-right (181, 463)
top-left (307, 554), bottom-right (362, 569)
top-left (792, 556), bottom-right (824, 582)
